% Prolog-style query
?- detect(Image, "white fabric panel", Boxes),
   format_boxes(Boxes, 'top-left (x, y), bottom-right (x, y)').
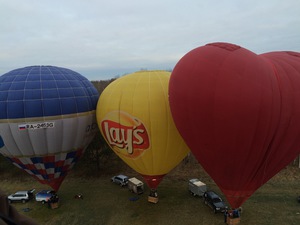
top-left (0, 112), bottom-right (97, 158)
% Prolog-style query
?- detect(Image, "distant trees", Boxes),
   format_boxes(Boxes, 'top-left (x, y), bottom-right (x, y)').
top-left (91, 78), bottom-right (116, 94)
top-left (81, 78), bottom-right (117, 172)
top-left (83, 131), bottom-right (113, 172)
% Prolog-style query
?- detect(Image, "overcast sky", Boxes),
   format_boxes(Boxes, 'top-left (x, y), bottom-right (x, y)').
top-left (0, 0), bottom-right (299, 80)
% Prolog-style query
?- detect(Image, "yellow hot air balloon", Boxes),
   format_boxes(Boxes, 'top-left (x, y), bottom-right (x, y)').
top-left (96, 70), bottom-right (189, 202)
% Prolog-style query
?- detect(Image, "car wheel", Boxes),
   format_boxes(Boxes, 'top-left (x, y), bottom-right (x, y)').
top-left (204, 200), bottom-right (208, 205)
top-left (22, 199), bottom-right (26, 203)
top-left (42, 201), bottom-right (45, 204)
top-left (8, 200), bottom-right (12, 204)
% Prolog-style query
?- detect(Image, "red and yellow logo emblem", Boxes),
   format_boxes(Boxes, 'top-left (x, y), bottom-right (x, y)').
top-left (100, 111), bottom-right (150, 159)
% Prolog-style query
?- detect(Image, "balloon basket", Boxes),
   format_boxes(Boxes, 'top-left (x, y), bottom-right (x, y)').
top-left (50, 202), bottom-right (59, 209)
top-left (226, 217), bottom-right (240, 225)
top-left (226, 209), bottom-right (241, 225)
top-left (148, 196), bottom-right (159, 204)
top-left (148, 189), bottom-right (158, 203)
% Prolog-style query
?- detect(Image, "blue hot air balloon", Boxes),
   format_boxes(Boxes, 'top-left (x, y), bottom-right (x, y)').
top-left (0, 66), bottom-right (99, 191)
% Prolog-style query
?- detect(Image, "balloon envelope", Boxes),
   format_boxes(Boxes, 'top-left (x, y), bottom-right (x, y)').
top-left (169, 42), bottom-right (300, 208)
top-left (0, 66), bottom-right (99, 191)
top-left (96, 70), bottom-right (189, 189)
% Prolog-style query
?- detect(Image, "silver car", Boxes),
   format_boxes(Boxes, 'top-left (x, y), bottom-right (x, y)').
top-left (111, 174), bottom-right (129, 186)
top-left (7, 189), bottom-right (35, 203)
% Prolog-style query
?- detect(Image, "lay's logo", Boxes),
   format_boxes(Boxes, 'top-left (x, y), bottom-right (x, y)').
top-left (100, 111), bottom-right (150, 159)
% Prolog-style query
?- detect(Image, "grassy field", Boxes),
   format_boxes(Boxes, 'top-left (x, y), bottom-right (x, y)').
top-left (1, 161), bottom-right (300, 225)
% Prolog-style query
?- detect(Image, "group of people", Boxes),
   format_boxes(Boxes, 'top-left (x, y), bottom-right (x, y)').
top-left (224, 208), bottom-right (241, 223)
top-left (47, 194), bottom-right (59, 209)
top-left (149, 189), bottom-right (158, 198)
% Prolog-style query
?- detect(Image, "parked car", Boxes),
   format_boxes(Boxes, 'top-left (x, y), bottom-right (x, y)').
top-left (7, 189), bottom-right (35, 203)
top-left (203, 191), bottom-right (228, 213)
top-left (188, 178), bottom-right (207, 197)
top-left (111, 174), bottom-right (129, 186)
top-left (35, 190), bottom-right (56, 204)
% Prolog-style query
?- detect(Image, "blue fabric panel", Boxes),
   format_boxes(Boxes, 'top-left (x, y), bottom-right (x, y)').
top-left (57, 80), bottom-right (71, 88)
top-left (44, 162), bottom-right (55, 169)
top-left (13, 76), bottom-right (27, 81)
top-left (24, 90), bottom-right (42, 100)
top-left (7, 101), bottom-right (24, 119)
top-left (24, 100), bottom-right (43, 117)
top-left (73, 88), bottom-right (86, 97)
top-left (1, 75), bottom-right (14, 82)
top-left (25, 81), bottom-right (41, 89)
top-left (42, 89), bottom-right (59, 99)
top-left (41, 80), bottom-right (57, 88)
top-left (52, 74), bottom-right (64, 80)
top-left (0, 92), bottom-right (8, 101)
top-left (8, 91), bottom-right (24, 100)
top-left (58, 88), bottom-right (74, 98)
top-left (55, 167), bottom-right (62, 173)
top-left (66, 151), bottom-right (76, 159)
top-left (61, 98), bottom-right (77, 114)
top-left (43, 99), bottom-right (62, 116)
top-left (0, 82), bottom-right (12, 91)
top-left (31, 157), bottom-right (43, 164)
top-left (0, 102), bottom-right (7, 118)
top-left (30, 170), bottom-right (39, 175)
top-left (0, 66), bottom-right (99, 119)
top-left (69, 80), bottom-right (82, 87)
top-left (76, 97), bottom-right (90, 113)
top-left (27, 75), bottom-right (40, 81)
top-left (18, 164), bottom-right (26, 169)
top-left (10, 82), bottom-right (25, 90)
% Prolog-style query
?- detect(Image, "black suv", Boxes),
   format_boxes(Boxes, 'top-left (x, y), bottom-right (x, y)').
top-left (203, 191), bottom-right (228, 213)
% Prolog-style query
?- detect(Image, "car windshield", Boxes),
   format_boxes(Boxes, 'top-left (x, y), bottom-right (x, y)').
top-left (212, 197), bottom-right (222, 203)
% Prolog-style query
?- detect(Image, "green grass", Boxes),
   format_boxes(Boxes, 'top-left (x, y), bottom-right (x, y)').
top-left (2, 167), bottom-right (300, 225)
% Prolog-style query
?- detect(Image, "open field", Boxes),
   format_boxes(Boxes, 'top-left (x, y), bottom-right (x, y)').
top-left (1, 161), bottom-right (300, 225)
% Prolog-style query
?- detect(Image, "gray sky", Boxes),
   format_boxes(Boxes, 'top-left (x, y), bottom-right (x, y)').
top-left (1, 0), bottom-right (299, 80)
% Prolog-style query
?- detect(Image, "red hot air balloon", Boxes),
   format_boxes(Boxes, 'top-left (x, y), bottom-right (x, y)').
top-left (169, 42), bottom-right (300, 208)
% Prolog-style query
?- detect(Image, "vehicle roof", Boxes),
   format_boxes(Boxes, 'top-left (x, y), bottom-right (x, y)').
top-left (116, 174), bottom-right (128, 179)
top-left (129, 177), bottom-right (143, 185)
top-left (36, 190), bottom-right (54, 195)
top-left (190, 179), bottom-right (206, 186)
top-left (189, 178), bottom-right (199, 182)
top-left (14, 191), bottom-right (28, 194)
top-left (206, 191), bottom-right (220, 198)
